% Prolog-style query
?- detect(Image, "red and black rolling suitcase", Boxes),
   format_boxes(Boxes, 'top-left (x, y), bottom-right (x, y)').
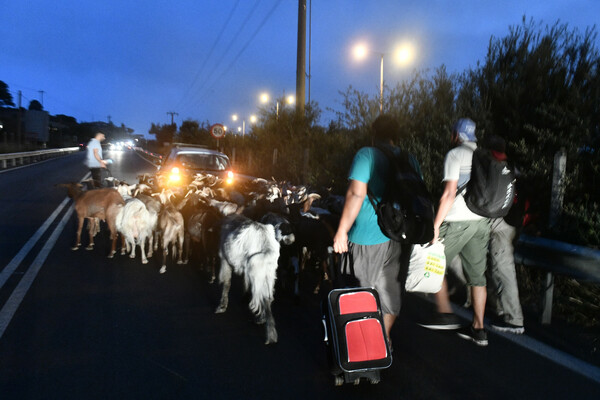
top-left (322, 287), bottom-right (392, 385)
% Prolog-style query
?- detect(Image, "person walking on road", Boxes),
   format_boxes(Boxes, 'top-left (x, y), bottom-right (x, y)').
top-left (422, 118), bottom-right (491, 347)
top-left (333, 114), bottom-right (419, 343)
top-left (86, 132), bottom-right (107, 188)
top-left (487, 136), bottom-right (525, 334)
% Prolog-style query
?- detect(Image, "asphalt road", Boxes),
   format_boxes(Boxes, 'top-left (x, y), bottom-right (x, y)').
top-left (0, 149), bottom-right (599, 399)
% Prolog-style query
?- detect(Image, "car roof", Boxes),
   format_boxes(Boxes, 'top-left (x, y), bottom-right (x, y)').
top-left (167, 143), bottom-right (228, 158)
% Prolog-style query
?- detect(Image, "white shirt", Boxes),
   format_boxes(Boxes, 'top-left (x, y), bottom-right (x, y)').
top-left (443, 141), bottom-right (484, 222)
top-left (86, 138), bottom-right (103, 168)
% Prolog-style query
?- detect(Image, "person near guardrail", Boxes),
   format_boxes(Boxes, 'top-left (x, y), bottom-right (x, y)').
top-left (86, 132), bottom-right (107, 188)
top-left (422, 118), bottom-right (491, 347)
top-left (487, 141), bottom-right (527, 334)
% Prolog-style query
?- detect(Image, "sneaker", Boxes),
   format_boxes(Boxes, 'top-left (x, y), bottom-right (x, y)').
top-left (457, 326), bottom-right (488, 346)
top-left (417, 313), bottom-right (463, 330)
top-left (490, 320), bottom-right (525, 334)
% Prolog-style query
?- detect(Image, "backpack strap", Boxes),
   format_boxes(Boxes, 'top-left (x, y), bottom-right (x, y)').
top-left (455, 144), bottom-right (476, 197)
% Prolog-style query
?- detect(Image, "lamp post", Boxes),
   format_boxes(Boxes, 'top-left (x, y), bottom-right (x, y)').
top-left (353, 42), bottom-right (414, 113)
top-left (231, 114), bottom-right (245, 136)
top-left (260, 92), bottom-right (295, 119)
top-left (232, 114), bottom-right (258, 136)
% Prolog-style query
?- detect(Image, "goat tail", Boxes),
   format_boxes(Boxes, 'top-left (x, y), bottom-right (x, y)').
top-left (245, 249), bottom-right (279, 317)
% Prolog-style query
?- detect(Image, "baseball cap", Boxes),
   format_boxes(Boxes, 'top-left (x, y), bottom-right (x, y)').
top-left (453, 118), bottom-right (476, 142)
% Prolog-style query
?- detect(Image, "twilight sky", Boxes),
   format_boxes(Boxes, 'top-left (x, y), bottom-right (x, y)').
top-left (2, 1), bottom-right (598, 137)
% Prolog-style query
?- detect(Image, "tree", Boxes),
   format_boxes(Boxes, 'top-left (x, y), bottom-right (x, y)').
top-left (148, 123), bottom-right (176, 148)
top-left (28, 100), bottom-right (43, 111)
top-left (0, 81), bottom-right (15, 107)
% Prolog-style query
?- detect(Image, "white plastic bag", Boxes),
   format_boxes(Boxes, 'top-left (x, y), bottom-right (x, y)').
top-left (405, 241), bottom-right (446, 293)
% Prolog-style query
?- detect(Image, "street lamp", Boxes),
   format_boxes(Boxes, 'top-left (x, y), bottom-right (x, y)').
top-left (232, 114), bottom-right (245, 136)
top-left (353, 42), bottom-right (414, 113)
top-left (260, 92), bottom-right (295, 119)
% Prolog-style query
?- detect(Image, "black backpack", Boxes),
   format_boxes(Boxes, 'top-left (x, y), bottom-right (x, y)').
top-left (460, 147), bottom-right (516, 218)
top-left (367, 146), bottom-right (435, 244)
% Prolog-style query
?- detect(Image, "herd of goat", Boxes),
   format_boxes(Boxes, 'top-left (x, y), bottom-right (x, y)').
top-left (57, 172), bottom-right (344, 344)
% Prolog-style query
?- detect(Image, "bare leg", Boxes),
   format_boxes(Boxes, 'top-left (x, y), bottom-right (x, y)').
top-left (471, 285), bottom-right (487, 329)
top-left (434, 278), bottom-right (454, 314)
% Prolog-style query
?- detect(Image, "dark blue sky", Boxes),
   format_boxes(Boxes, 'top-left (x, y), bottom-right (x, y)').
top-left (2, 1), bottom-right (598, 137)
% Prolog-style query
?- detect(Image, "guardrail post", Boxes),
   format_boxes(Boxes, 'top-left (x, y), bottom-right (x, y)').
top-left (541, 272), bottom-right (554, 324)
top-left (549, 149), bottom-right (566, 228)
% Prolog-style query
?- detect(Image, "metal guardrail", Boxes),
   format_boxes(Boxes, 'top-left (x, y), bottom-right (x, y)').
top-left (514, 234), bottom-right (600, 324)
top-left (0, 147), bottom-right (80, 169)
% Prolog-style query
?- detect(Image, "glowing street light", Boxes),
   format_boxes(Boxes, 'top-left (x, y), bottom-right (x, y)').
top-left (259, 92), bottom-right (295, 119)
top-left (352, 41), bottom-right (415, 113)
top-left (232, 114), bottom-right (245, 135)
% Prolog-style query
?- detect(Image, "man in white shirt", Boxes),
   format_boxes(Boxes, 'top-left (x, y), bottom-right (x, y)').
top-left (86, 132), bottom-right (107, 188)
top-left (421, 118), bottom-right (491, 346)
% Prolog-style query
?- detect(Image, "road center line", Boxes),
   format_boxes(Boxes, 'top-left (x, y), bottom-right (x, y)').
top-left (0, 204), bottom-right (74, 339)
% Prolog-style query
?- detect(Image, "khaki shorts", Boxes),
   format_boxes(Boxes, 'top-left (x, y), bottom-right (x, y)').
top-left (439, 219), bottom-right (490, 287)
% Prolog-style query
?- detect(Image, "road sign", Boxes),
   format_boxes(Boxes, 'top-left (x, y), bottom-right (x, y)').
top-left (210, 123), bottom-right (225, 139)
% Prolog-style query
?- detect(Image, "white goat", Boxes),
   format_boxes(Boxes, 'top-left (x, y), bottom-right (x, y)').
top-left (215, 214), bottom-right (280, 344)
top-left (116, 198), bottom-right (156, 264)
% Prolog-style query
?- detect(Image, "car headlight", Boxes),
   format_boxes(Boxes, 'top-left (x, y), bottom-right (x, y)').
top-left (226, 170), bottom-right (234, 185)
top-left (168, 167), bottom-right (181, 184)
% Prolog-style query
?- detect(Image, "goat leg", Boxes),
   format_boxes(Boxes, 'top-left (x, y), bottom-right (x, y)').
top-left (176, 231), bottom-right (184, 264)
top-left (140, 238), bottom-right (148, 264)
top-left (85, 218), bottom-right (95, 251)
top-left (71, 216), bottom-right (84, 250)
top-left (183, 233), bottom-right (190, 264)
top-left (129, 236), bottom-right (136, 259)
top-left (262, 298), bottom-right (278, 345)
top-left (120, 234), bottom-right (127, 256)
top-left (215, 261), bottom-right (232, 313)
top-left (147, 235), bottom-right (153, 258)
top-left (160, 241), bottom-right (168, 274)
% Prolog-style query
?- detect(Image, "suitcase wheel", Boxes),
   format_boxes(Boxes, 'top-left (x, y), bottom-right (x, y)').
top-left (353, 378), bottom-right (361, 385)
top-left (369, 377), bottom-right (380, 384)
top-left (334, 375), bottom-right (344, 386)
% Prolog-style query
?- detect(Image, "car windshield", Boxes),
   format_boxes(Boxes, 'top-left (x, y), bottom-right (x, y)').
top-left (175, 153), bottom-right (229, 171)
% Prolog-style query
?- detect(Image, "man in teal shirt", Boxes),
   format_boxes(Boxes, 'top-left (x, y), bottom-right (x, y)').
top-left (333, 115), bottom-right (409, 343)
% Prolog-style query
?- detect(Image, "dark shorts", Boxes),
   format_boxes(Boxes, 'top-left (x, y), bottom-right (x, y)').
top-left (343, 240), bottom-right (402, 316)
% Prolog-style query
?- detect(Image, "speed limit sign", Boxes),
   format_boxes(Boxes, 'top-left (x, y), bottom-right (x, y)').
top-left (210, 123), bottom-right (225, 139)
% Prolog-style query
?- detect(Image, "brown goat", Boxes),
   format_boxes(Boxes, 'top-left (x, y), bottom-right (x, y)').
top-left (58, 183), bottom-right (125, 257)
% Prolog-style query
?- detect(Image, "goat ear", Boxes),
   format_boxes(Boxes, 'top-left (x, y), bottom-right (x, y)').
top-left (302, 193), bottom-right (321, 213)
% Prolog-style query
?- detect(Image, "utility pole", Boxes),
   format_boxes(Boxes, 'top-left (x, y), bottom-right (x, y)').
top-left (296, 0), bottom-right (306, 116)
top-left (167, 111), bottom-right (179, 125)
top-left (17, 91), bottom-right (22, 146)
top-left (307, 0), bottom-right (312, 104)
top-left (107, 115), bottom-right (112, 124)
top-left (38, 90), bottom-right (45, 107)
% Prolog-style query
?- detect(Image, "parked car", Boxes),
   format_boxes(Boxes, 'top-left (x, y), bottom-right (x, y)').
top-left (155, 143), bottom-right (235, 188)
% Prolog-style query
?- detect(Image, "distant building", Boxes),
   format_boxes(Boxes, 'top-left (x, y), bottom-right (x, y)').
top-left (24, 109), bottom-right (49, 143)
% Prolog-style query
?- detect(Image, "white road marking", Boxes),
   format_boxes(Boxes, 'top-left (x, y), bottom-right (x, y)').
top-left (0, 203), bottom-right (74, 338)
top-left (0, 197), bottom-right (69, 290)
top-left (453, 303), bottom-right (600, 383)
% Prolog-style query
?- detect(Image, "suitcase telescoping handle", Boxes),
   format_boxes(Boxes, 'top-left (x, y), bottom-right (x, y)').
top-left (322, 318), bottom-right (328, 343)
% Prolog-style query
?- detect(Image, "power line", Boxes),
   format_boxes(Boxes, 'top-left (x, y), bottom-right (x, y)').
top-left (193, 0), bottom-right (284, 112)
top-left (175, 0), bottom-right (241, 110)
top-left (183, 0), bottom-right (263, 115)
